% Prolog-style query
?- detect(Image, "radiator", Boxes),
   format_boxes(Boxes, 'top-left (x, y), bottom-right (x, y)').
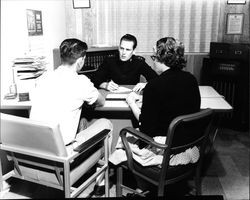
top-left (211, 80), bottom-right (235, 119)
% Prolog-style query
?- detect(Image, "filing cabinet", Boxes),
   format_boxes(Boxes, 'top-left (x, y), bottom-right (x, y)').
top-left (202, 42), bottom-right (249, 130)
top-left (210, 42), bottom-right (249, 62)
top-left (210, 42), bottom-right (230, 59)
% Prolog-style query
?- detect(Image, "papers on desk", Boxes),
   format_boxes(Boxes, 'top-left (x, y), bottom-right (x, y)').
top-left (104, 100), bottom-right (129, 108)
top-left (111, 86), bottom-right (132, 93)
top-left (106, 93), bottom-right (128, 100)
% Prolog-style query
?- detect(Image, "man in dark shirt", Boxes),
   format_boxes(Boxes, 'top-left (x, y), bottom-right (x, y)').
top-left (93, 34), bottom-right (158, 92)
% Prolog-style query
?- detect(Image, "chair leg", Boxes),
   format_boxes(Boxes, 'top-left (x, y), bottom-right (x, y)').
top-left (63, 162), bottom-right (71, 198)
top-left (0, 159), bottom-right (3, 192)
top-left (157, 184), bottom-right (165, 197)
top-left (104, 167), bottom-right (109, 197)
top-left (116, 166), bottom-right (123, 197)
top-left (104, 137), bottom-right (109, 197)
top-left (195, 168), bottom-right (201, 195)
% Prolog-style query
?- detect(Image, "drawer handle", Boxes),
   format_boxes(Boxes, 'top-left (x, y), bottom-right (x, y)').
top-left (216, 50), bottom-right (223, 54)
top-left (235, 50), bottom-right (242, 55)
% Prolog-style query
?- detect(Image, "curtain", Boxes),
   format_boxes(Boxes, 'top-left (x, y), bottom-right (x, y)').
top-left (65, 0), bottom-right (221, 53)
top-left (94, 0), bottom-right (221, 53)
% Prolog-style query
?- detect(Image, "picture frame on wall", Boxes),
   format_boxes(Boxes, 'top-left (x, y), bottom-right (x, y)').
top-left (73, 0), bottom-right (91, 9)
top-left (27, 9), bottom-right (43, 36)
top-left (226, 13), bottom-right (244, 35)
top-left (227, 0), bottom-right (246, 4)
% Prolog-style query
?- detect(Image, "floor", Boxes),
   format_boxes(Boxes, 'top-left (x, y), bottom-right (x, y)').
top-left (0, 128), bottom-right (249, 199)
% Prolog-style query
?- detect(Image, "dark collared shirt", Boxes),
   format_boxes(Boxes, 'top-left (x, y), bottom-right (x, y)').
top-left (93, 55), bottom-right (158, 87)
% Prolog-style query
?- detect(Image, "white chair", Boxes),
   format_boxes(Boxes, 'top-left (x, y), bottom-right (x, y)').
top-left (0, 113), bottom-right (110, 198)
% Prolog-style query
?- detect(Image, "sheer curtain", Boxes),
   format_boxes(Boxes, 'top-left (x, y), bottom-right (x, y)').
top-left (94, 0), bottom-right (221, 53)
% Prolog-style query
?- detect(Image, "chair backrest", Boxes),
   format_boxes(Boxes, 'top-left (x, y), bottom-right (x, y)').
top-left (163, 109), bottom-right (213, 164)
top-left (0, 113), bottom-right (67, 157)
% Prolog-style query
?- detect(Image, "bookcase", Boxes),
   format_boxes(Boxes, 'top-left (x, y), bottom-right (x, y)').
top-left (53, 46), bottom-right (119, 73)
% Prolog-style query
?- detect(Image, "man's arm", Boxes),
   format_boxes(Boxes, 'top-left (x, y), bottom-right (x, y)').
top-left (132, 56), bottom-right (158, 92)
top-left (93, 59), bottom-right (109, 88)
top-left (99, 80), bottom-right (119, 91)
top-left (93, 92), bottom-right (105, 107)
top-left (140, 60), bottom-right (158, 81)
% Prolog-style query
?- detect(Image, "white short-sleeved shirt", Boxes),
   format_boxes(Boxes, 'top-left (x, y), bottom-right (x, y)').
top-left (30, 65), bottom-right (99, 145)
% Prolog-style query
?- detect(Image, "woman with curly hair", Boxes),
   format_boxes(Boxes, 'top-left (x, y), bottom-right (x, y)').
top-left (127, 37), bottom-right (201, 138)
top-left (125, 37), bottom-right (201, 195)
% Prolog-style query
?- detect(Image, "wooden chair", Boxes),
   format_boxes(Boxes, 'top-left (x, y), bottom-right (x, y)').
top-left (116, 109), bottom-right (213, 197)
top-left (0, 113), bottom-right (110, 198)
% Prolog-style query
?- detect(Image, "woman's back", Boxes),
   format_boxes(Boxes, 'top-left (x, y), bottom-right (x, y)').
top-left (139, 68), bottom-right (201, 139)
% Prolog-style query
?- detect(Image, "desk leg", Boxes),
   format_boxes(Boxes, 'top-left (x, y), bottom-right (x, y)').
top-left (0, 156), bottom-right (9, 199)
top-left (82, 109), bottom-right (136, 153)
top-left (109, 119), bottom-right (133, 153)
top-left (0, 158), bottom-right (3, 192)
top-left (206, 113), bottom-right (221, 154)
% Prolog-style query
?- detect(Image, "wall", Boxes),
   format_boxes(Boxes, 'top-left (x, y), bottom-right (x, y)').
top-left (63, 0), bottom-right (249, 84)
top-left (1, 0), bottom-right (249, 96)
top-left (142, 0), bottom-right (250, 83)
top-left (1, 0), bottom-right (67, 98)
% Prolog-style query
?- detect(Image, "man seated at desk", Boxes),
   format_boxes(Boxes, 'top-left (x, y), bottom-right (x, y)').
top-left (93, 34), bottom-right (158, 92)
top-left (30, 38), bottom-right (115, 194)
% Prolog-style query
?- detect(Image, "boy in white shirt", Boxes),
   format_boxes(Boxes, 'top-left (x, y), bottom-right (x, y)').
top-left (30, 38), bottom-right (113, 194)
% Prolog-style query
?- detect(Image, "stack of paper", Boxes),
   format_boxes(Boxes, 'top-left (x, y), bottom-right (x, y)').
top-left (111, 86), bottom-right (132, 93)
top-left (13, 56), bottom-right (47, 80)
top-left (106, 93), bottom-right (128, 100)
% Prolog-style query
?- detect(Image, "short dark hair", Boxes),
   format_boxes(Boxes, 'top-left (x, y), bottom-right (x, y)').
top-left (60, 38), bottom-right (88, 65)
top-left (155, 37), bottom-right (186, 69)
top-left (120, 34), bottom-right (137, 49)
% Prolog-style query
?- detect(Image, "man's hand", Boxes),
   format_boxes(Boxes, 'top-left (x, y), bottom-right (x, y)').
top-left (132, 83), bottom-right (147, 93)
top-left (126, 92), bottom-right (141, 106)
top-left (106, 80), bottom-right (119, 92)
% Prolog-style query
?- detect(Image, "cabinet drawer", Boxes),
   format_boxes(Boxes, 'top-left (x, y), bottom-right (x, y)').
top-left (229, 44), bottom-right (250, 62)
top-left (210, 42), bottom-right (230, 59)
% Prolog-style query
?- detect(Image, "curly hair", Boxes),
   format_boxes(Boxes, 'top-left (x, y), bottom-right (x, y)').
top-left (155, 37), bottom-right (186, 69)
top-left (60, 38), bottom-right (88, 65)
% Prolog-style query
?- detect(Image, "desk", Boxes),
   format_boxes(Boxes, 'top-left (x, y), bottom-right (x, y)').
top-left (0, 86), bottom-right (233, 112)
top-left (0, 86), bottom-right (232, 176)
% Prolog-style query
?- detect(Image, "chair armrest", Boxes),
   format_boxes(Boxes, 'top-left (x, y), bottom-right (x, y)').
top-left (120, 127), bottom-right (167, 170)
top-left (120, 127), bottom-right (167, 149)
top-left (73, 129), bottom-right (110, 153)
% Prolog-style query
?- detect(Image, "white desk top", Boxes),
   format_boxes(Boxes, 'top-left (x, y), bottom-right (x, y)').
top-left (200, 98), bottom-right (232, 111)
top-left (1, 86), bottom-right (232, 112)
top-left (1, 98), bottom-right (31, 110)
top-left (199, 86), bottom-right (224, 98)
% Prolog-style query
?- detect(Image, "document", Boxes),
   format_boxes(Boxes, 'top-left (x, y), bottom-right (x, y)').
top-left (106, 93), bottom-right (128, 100)
top-left (111, 86), bottom-right (132, 93)
top-left (104, 100), bottom-right (129, 108)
